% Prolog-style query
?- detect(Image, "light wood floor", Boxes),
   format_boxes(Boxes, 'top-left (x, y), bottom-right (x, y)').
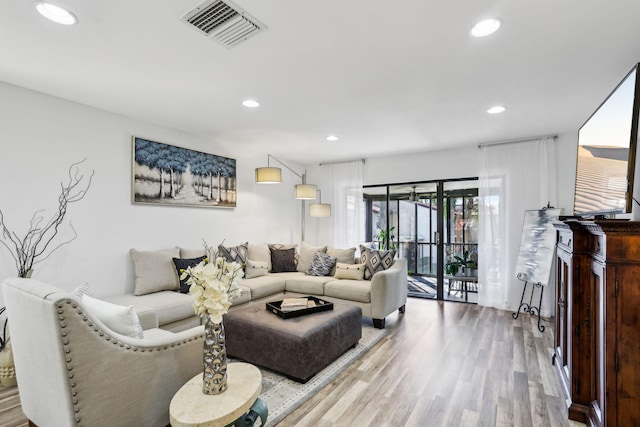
top-left (0, 298), bottom-right (584, 427)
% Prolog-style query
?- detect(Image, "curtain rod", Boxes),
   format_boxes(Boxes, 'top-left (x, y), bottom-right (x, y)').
top-left (477, 134), bottom-right (557, 149)
top-left (319, 158), bottom-right (365, 166)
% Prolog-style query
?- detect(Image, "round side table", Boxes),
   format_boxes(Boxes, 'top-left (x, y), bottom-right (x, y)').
top-left (170, 362), bottom-right (262, 427)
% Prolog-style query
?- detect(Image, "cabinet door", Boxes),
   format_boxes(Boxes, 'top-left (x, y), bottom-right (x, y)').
top-left (616, 266), bottom-right (640, 424)
top-left (555, 250), bottom-right (569, 379)
top-left (589, 261), bottom-right (605, 427)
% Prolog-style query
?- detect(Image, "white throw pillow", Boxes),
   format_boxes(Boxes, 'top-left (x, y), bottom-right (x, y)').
top-left (82, 295), bottom-right (144, 339)
top-left (130, 248), bottom-right (180, 295)
top-left (334, 263), bottom-right (365, 280)
top-left (245, 259), bottom-right (269, 279)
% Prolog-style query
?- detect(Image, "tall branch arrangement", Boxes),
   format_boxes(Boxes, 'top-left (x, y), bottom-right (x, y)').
top-left (0, 159), bottom-right (94, 278)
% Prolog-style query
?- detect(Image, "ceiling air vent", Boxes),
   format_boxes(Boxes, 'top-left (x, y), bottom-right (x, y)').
top-left (182, 0), bottom-right (266, 48)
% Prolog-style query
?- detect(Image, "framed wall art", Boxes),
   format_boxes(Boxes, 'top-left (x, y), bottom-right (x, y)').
top-left (132, 136), bottom-right (236, 208)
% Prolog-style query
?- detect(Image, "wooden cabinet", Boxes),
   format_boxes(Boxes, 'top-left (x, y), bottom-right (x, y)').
top-left (553, 220), bottom-right (640, 426)
top-left (553, 221), bottom-right (593, 422)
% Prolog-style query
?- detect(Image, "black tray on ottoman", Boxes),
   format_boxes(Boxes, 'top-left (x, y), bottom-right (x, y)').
top-left (266, 296), bottom-right (333, 319)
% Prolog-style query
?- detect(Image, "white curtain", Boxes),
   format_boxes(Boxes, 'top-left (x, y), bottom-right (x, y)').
top-left (308, 161), bottom-right (364, 249)
top-left (478, 137), bottom-right (557, 316)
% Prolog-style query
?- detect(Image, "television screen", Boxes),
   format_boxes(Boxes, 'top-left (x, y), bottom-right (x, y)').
top-left (574, 64), bottom-right (640, 216)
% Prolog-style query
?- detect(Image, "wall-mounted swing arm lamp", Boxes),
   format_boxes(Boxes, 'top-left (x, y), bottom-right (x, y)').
top-left (255, 154), bottom-right (317, 199)
top-left (309, 189), bottom-right (331, 217)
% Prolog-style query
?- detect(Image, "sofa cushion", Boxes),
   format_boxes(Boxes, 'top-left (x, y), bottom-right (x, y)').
top-left (334, 262), bottom-right (365, 280)
top-left (102, 291), bottom-right (196, 327)
top-left (324, 279), bottom-right (371, 303)
top-left (82, 295), bottom-right (144, 339)
top-left (297, 242), bottom-right (327, 273)
top-left (284, 275), bottom-right (334, 295)
top-left (327, 247), bottom-right (356, 264)
top-left (248, 243), bottom-right (272, 272)
top-left (218, 242), bottom-right (248, 266)
top-left (307, 252), bottom-right (336, 276)
top-left (172, 256), bottom-right (207, 293)
top-left (270, 247), bottom-right (297, 273)
top-left (131, 248), bottom-right (180, 295)
top-left (359, 245), bottom-right (396, 280)
top-left (268, 271), bottom-right (306, 279)
top-left (245, 259), bottom-right (269, 279)
top-left (239, 275), bottom-right (286, 300)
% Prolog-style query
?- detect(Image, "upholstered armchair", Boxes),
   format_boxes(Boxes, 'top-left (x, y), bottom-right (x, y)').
top-left (2, 278), bottom-right (204, 427)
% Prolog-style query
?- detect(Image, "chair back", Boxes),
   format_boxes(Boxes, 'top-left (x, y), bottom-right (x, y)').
top-left (3, 278), bottom-right (77, 426)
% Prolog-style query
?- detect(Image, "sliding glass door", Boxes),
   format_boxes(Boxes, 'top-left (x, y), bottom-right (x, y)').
top-left (364, 178), bottom-right (478, 303)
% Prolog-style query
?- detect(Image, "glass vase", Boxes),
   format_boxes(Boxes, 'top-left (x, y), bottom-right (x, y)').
top-left (202, 316), bottom-right (227, 394)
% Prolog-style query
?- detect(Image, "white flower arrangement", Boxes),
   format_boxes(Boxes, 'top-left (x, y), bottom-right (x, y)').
top-left (180, 257), bottom-right (244, 324)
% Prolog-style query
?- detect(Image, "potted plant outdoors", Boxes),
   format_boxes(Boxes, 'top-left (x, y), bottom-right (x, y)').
top-left (375, 226), bottom-right (397, 251)
top-left (444, 250), bottom-right (478, 277)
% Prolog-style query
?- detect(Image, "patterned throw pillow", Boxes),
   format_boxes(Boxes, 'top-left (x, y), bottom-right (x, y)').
top-left (307, 252), bottom-right (336, 277)
top-left (218, 242), bottom-right (248, 266)
top-left (270, 247), bottom-right (297, 273)
top-left (359, 245), bottom-right (396, 280)
top-left (172, 256), bottom-right (207, 293)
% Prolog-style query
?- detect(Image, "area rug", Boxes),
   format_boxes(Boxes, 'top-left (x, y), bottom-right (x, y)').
top-left (241, 323), bottom-right (387, 426)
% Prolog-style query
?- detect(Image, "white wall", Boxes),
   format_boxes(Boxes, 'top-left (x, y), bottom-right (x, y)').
top-left (363, 145), bottom-right (479, 185)
top-left (0, 82), bottom-right (300, 301)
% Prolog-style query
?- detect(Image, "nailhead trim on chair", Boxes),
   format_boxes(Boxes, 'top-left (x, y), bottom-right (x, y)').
top-left (56, 299), bottom-right (205, 426)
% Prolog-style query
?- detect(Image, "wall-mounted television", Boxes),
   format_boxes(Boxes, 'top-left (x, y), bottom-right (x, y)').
top-left (573, 63), bottom-right (640, 217)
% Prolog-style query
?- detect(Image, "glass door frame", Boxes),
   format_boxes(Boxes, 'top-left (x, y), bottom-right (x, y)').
top-left (363, 176), bottom-right (478, 301)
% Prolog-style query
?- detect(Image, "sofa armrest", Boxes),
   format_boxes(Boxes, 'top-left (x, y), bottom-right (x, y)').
top-left (369, 258), bottom-right (408, 320)
top-left (135, 306), bottom-right (159, 330)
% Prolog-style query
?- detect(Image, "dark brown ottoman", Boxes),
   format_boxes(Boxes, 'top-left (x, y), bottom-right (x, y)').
top-left (225, 301), bottom-right (362, 382)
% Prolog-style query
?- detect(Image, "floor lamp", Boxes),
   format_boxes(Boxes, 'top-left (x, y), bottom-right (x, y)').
top-left (255, 154), bottom-right (317, 241)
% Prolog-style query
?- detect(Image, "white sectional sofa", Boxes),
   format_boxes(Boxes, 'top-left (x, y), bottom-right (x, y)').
top-left (103, 242), bottom-right (408, 330)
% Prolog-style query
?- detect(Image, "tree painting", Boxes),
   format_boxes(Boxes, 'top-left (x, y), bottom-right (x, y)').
top-left (132, 137), bottom-right (236, 208)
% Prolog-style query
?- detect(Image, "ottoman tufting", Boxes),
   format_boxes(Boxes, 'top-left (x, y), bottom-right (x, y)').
top-left (225, 301), bottom-right (362, 382)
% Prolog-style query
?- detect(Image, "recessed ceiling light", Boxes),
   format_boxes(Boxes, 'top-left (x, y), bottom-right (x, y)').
top-left (487, 105), bottom-right (506, 114)
top-left (35, 2), bottom-right (78, 25)
top-left (470, 18), bottom-right (501, 37)
top-left (242, 99), bottom-right (260, 108)
top-left (326, 135), bottom-right (339, 141)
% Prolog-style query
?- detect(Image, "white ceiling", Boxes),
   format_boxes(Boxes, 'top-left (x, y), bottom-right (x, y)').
top-left (2, 1), bottom-right (640, 164)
